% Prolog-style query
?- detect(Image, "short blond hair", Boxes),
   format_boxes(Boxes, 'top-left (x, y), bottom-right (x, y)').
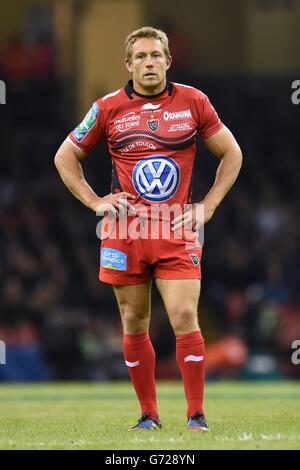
top-left (125, 26), bottom-right (170, 62)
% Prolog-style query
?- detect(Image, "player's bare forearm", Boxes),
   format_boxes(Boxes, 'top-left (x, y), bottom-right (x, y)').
top-left (202, 126), bottom-right (243, 221)
top-left (172, 145), bottom-right (242, 232)
top-left (54, 140), bottom-right (100, 211)
top-left (203, 147), bottom-right (242, 210)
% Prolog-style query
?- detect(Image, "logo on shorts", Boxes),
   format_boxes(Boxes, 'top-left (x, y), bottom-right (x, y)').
top-left (132, 155), bottom-right (180, 202)
top-left (147, 119), bottom-right (159, 132)
top-left (101, 248), bottom-right (127, 270)
top-left (189, 253), bottom-right (199, 266)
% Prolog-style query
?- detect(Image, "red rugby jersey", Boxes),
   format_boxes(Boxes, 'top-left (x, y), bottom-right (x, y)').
top-left (67, 80), bottom-right (223, 209)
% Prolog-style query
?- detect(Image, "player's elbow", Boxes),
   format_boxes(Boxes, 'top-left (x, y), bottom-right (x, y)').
top-left (222, 144), bottom-right (243, 181)
top-left (227, 143), bottom-right (243, 170)
top-left (54, 146), bottom-right (71, 174)
top-left (232, 143), bottom-right (242, 164)
top-left (235, 146), bottom-right (243, 172)
top-left (54, 150), bottom-right (63, 171)
top-left (54, 141), bottom-right (71, 170)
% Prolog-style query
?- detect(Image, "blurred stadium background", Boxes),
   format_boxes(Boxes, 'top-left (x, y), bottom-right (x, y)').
top-left (0, 0), bottom-right (300, 384)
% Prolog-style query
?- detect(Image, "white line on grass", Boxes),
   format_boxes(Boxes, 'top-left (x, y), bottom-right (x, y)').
top-left (130, 436), bottom-right (185, 444)
top-left (215, 434), bottom-right (300, 442)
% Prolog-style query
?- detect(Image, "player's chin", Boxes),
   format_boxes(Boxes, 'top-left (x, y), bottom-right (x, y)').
top-left (142, 77), bottom-right (161, 88)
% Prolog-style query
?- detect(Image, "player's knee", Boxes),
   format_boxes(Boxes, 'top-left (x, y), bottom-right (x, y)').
top-left (120, 305), bottom-right (149, 325)
top-left (170, 306), bottom-right (198, 334)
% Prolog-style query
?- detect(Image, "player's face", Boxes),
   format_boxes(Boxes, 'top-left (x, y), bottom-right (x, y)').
top-left (125, 38), bottom-right (171, 95)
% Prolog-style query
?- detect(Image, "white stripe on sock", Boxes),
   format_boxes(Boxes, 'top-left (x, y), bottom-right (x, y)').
top-left (184, 355), bottom-right (204, 363)
top-left (125, 360), bottom-right (140, 367)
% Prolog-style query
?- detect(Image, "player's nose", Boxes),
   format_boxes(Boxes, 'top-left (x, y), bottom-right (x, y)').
top-left (145, 55), bottom-right (154, 66)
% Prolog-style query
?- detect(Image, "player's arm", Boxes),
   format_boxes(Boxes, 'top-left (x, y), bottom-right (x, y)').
top-left (201, 125), bottom-right (243, 222)
top-left (54, 139), bottom-right (135, 215)
top-left (172, 125), bottom-right (242, 232)
top-left (54, 139), bottom-right (99, 211)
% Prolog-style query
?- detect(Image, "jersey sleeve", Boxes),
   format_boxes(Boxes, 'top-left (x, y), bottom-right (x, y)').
top-left (67, 100), bottom-right (106, 153)
top-left (196, 92), bottom-right (223, 140)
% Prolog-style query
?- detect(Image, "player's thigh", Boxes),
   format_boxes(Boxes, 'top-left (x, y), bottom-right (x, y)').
top-left (113, 280), bottom-right (152, 319)
top-left (155, 278), bottom-right (201, 323)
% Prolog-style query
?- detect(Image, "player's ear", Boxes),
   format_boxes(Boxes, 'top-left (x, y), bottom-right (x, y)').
top-left (125, 58), bottom-right (133, 73)
top-left (166, 55), bottom-right (172, 71)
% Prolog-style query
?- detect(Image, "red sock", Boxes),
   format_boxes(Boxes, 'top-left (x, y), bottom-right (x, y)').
top-left (176, 330), bottom-right (205, 418)
top-left (123, 332), bottom-right (158, 419)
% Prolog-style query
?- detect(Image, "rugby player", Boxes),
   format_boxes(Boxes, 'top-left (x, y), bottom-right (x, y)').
top-left (54, 26), bottom-right (242, 431)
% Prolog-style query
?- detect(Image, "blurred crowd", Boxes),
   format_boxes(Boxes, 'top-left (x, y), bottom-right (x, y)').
top-left (0, 32), bottom-right (300, 382)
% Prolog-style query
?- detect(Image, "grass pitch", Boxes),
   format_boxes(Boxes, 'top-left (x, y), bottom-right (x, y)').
top-left (0, 381), bottom-right (299, 450)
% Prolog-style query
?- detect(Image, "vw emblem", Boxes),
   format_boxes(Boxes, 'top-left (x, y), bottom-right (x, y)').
top-left (132, 155), bottom-right (180, 202)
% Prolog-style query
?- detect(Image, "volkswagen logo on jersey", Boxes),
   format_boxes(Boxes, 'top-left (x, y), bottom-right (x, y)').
top-left (132, 155), bottom-right (180, 202)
